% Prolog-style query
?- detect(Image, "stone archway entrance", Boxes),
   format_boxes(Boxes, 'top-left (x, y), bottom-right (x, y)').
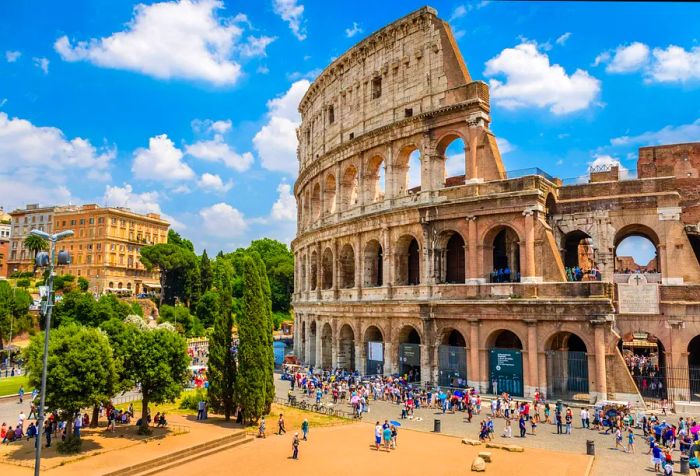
top-left (488, 330), bottom-right (524, 397)
top-left (364, 326), bottom-right (384, 376)
top-left (545, 332), bottom-right (589, 399)
top-left (438, 329), bottom-right (467, 388)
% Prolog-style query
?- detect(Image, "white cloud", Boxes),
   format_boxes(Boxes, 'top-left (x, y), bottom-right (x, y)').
top-left (186, 137), bottom-right (253, 172)
top-left (273, 0), bottom-right (306, 41)
top-left (240, 35), bottom-right (276, 58)
top-left (54, 0), bottom-right (253, 86)
top-left (555, 32), bottom-right (571, 46)
top-left (103, 183), bottom-right (184, 229)
top-left (484, 41), bottom-right (601, 115)
top-left (496, 137), bottom-right (514, 154)
top-left (271, 182), bottom-right (296, 221)
top-left (611, 119), bottom-right (700, 147)
top-left (648, 45), bottom-right (700, 83)
top-left (197, 173), bottom-right (233, 193)
top-left (33, 57), bottom-right (49, 73)
top-left (253, 79), bottom-right (310, 175)
top-left (345, 22), bottom-right (363, 38)
top-left (199, 202), bottom-right (247, 237)
top-left (599, 42), bottom-right (650, 73)
top-left (132, 134), bottom-right (195, 181)
top-left (5, 51), bottom-right (21, 62)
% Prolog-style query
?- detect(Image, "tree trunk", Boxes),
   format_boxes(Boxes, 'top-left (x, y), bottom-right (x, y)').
top-left (140, 395), bottom-right (150, 434)
top-left (90, 404), bottom-right (99, 428)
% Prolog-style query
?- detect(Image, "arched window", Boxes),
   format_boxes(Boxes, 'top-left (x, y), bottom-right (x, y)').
top-left (364, 240), bottom-right (383, 287)
top-left (339, 244), bottom-right (355, 288)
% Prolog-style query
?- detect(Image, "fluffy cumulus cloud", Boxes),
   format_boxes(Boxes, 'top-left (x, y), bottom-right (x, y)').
top-left (54, 0), bottom-right (271, 86)
top-left (484, 42), bottom-right (601, 115)
top-left (197, 173), bottom-right (233, 193)
top-left (595, 42), bottom-right (650, 73)
top-left (253, 79), bottom-right (310, 175)
top-left (5, 51), bottom-right (21, 62)
top-left (611, 119), bottom-right (700, 147)
top-left (199, 202), bottom-right (247, 237)
top-left (103, 183), bottom-right (184, 229)
top-left (270, 182), bottom-right (296, 221)
top-left (132, 134), bottom-right (195, 181)
top-left (273, 0), bottom-right (306, 41)
top-left (345, 22), bottom-right (363, 38)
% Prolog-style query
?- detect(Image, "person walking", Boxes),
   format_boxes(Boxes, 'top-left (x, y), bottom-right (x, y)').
top-left (278, 414), bottom-right (286, 435)
top-left (291, 433), bottom-right (299, 460)
top-left (301, 419), bottom-right (309, 441)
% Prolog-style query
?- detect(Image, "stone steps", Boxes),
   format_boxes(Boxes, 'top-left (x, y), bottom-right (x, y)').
top-left (103, 430), bottom-right (252, 476)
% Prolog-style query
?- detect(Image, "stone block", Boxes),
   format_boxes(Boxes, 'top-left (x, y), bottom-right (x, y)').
top-left (471, 456), bottom-right (486, 472)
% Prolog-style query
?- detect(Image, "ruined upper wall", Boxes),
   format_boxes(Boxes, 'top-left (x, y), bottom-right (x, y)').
top-left (297, 6), bottom-right (474, 172)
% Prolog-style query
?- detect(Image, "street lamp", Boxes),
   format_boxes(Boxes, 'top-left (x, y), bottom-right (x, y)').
top-left (31, 228), bottom-right (72, 476)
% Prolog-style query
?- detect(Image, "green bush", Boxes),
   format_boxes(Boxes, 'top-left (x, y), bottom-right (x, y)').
top-left (179, 388), bottom-right (207, 411)
top-left (16, 278), bottom-right (31, 288)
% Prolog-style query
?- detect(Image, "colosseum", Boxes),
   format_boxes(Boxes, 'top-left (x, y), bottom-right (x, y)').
top-left (291, 6), bottom-right (700, 407)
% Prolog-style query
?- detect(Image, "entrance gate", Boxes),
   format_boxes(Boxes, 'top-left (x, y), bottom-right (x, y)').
top-left (438, 345), bottom-right (467, 387)
top-left (546, 350), bottom-right (589, 399)
top-left (489, 348), bottom-right (523, 397)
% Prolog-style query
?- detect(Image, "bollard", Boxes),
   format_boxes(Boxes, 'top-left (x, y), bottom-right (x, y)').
top-left (434, 419), bottom-right (441, 433)
top-left (680, 455), bottom-right (689, 474)
top-left (586, 440), bottom-right (595, 456)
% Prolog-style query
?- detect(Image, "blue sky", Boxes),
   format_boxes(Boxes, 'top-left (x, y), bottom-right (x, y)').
top-left (0, 1), bottom-right (698, 255)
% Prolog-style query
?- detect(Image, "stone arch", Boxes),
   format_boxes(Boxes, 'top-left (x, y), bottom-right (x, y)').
top-left (337, 323), bottom-right (356, 370)
top-left (394, 144), bottom-right (421, 196)
top-left (437, 230), bottom-right (465, 283)
top-left (311, 182), bottom-right (321, 221)
top-left (340, 164), bottom-right (359, 210)
top-left (363, 239), bottom-right (384, 287)
top-left (395, 233), bottom-right (420, 285)
top-left (324, 174), bottom-right (337, 215)
top-left (320, 322), bottom-right (333, 369)
top-left (613, 224), bottom-right (660, 273)
top-left (364, 324), bottom-right (385, 375)
top-left (483, 224), bottom-right (522, 282)
top-left (544, 331), bottom-right (590, 398)
top-left (436, 132), bottom-right (467, 187)
top-left (338, 243), bottom-right (355, 288)
top-left (321, 247), bottom-right (333, 290)
top-left (398, 324), bottom-right (422, 381)
top-left (437, 327), bottom-right (468, 387)
top-left (364, 155), bottom-right (386, 203)
top-left (309, 250), bottom-right (318, 291)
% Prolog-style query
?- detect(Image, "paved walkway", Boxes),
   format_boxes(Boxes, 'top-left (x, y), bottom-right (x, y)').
top-left (275, 378), bottom-right (677, 476)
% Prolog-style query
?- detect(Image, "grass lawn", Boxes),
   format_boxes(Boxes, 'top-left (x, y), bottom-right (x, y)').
top-left (0, 375), bottom-right (30, 397)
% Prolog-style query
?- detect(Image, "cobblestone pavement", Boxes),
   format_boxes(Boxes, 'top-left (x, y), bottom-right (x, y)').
top-left (275, 378), bottom-right (683, 476)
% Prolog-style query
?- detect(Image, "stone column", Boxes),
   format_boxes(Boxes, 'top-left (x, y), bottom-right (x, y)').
top-left (521, 209), bottom-right (540, 283)
top-left (468, 319), bottom-right (481, 390)
top-left (466, 216), bottom-right (481, 283)
top-left (525, 320), bottom-right (539, 398)
top-left (593, 320), bottom-right (608, 399)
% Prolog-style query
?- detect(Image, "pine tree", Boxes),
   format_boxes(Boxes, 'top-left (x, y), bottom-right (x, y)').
top-left (250, 252), bottom-right (275, 414)
top-left (235, 255), bottom-right (267, 423)
top-left (200, 249), bottom-right (213, 292)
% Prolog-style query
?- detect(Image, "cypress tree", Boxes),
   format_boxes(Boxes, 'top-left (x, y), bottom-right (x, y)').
top-left (251, 252), bottom-right (275, 414)
top-left (235, 255), bottom-right (267, 423)
top-left (200, 249), bottom-right (213, 292)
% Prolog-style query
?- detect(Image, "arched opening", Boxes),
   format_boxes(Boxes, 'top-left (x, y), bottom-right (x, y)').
top-left (614, 226), bottom-right (660, 274)
top-left (562, 231), bottom-right (599, 281)
top-left (365, 155), bottom-right (385, 203)
top-left (437, 134), bottom-right (466, 187)
top-left (364, 326), bottom-right (384, 375)
top-left (321, 248), bottom-right (333, 290)
top-left (619, 332), bottom-right (666, 400)
top-left (339, 244), bottom-right (355, 289)
top-left (324, 174), bottom-right (336, 215)
top-left (395, 235), bottom-right (420, 285)
top-left (309, 251), bottom-right (318, 291)
top-left (545, 332), bottom-right (589, 399)
top-left (488, 227), bottom-right (521, 283)
top-left (438, 329), bottom-right (468, 387)
top-left (337, 324), bottom-right (355, 371)
top-left (688, 336), bottom-right (700, 401)
top-left (340, 165), bottom-right (359, 210)
top-left (309, 321), bottom-right (317, 367)
top-left (398, 325), bottom-right (421, 382)
top-left (488, 329), bottom-right (524, 396)
top-left (321, 323), bottom-right (332, 369)
top-left (441, 232), bottom-right (465, 283)
top-left (311, 183), bottom-right (321, 221)
top-left (363, 240), bottom-right (383, 287)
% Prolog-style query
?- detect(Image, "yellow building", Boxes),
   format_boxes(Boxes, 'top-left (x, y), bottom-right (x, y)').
top-left (53, 204), bottom-right (169, 295)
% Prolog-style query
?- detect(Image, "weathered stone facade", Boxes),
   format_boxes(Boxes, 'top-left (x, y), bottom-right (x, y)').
top-left (291, 6), bottom-right (700, 405)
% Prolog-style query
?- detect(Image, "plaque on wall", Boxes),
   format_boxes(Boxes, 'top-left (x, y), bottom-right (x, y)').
top-left (617, 274), bottom-right (660, 314)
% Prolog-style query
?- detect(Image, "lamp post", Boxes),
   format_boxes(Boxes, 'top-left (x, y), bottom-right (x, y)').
top-left (30, 229), bottom-right (73, 476)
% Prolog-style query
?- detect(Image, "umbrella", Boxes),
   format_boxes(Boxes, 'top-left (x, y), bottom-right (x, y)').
top-left (389, 420), bottom-right (401, 427)
top-left (691, 425), bottom-right (700, 434)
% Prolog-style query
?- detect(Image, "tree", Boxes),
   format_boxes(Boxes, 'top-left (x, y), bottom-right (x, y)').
top-left (200, 249), bottom-right (213, 292)
top-left (23, 234), bottom-right (48, 271)
top-left (235, 255), bottom-right (269, 424)
top-left (129, 328), bottom-right (189, 434)
top-left (25, 324), bottom-right (117, 452)
top-left (250, 252), bottom-right (275, 414)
